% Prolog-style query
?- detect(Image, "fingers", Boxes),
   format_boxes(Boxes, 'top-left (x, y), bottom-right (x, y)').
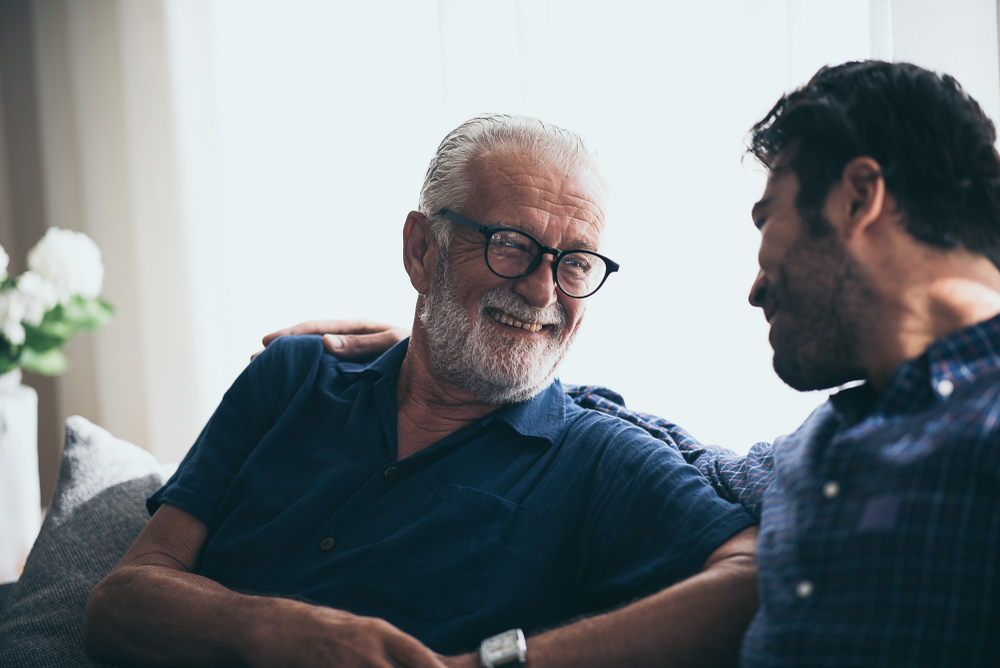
top-left (383, 628), bottom-right (451, 668)
top-left (322, 330), bottom-right (408, 358)
top-left (261, 318), bottom-right (409, 346)
top-left (261, 320), bottom-right (347, 347)
top-left (256, 318), bottom-right (411, 362)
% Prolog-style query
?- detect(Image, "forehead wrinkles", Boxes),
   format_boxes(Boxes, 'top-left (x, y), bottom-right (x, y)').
top-left (469, 157), bottom-right (605, 234)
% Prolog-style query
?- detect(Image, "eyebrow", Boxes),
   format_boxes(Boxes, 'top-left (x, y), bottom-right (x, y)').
top-left (488, 220), bottom-right (601, 253)
top-left (567, 237), bottom-right (600, 252)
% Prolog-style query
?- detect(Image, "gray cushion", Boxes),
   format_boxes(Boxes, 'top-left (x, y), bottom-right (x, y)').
top-left (0, 416), bottom-right (173, 667)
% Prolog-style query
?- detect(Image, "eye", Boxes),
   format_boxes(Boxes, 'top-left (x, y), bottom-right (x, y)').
top-left (490, 231), bottom-right (534, 255)
top-left (560, 255), bottom-right (592, 272)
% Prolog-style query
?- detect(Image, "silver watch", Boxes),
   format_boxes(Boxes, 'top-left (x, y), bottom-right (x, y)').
top-left (479, 628), bottom-right (527, 668)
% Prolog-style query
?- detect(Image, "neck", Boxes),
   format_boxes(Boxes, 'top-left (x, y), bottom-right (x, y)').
top-left (864, 248), bottom-right (1000, 390)
top-left (395, 317), bottom-right (500, 460)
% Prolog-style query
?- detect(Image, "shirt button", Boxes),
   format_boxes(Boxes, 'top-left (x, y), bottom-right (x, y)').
top-left (822, 481), bottom-right (840, 499)
top-left (796, 580), bottom-right (814, 599)
top-left (318, 537), bottom-right (336, 551)
top-left (383, 466), bottom-right (398, 482)
top-left (937, 379), bottom-right (954, 397)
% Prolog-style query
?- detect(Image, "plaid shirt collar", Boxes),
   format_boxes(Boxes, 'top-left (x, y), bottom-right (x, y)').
top-left (831, 311), bottom-right (1000, 425)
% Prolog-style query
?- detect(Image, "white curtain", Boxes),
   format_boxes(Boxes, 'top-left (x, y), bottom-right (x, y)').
top-left (30, 0), bottom-right (1000, 462)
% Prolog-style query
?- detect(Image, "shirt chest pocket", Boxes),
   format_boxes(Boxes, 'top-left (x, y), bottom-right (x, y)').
top-left (349, 484), bottom-right (524, 621)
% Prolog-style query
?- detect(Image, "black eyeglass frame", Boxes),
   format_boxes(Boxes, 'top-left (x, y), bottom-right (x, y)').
top-left (438, 209), bottom-right (620, 299)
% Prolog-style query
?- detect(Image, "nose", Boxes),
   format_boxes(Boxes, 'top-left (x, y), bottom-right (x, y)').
top-left (513, 257), bottom-right (559, 309)
top-left (749, 269), bottom-right (769, 309)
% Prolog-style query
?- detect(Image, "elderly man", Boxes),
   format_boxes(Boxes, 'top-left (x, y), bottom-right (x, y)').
top-left (85, 116), bottom-right (757, 668)
top-left (302, 62), bottom-right (1000, 666)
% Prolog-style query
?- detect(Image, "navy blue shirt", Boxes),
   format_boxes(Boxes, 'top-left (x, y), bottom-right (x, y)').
top-left (149, 336), bottom-right (753, 653)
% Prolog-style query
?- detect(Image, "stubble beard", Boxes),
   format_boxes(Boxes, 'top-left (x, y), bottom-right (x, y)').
top-left (419, 255), bottom-right (577, 404)
top-left (770, 217), bottom-right (879, 392)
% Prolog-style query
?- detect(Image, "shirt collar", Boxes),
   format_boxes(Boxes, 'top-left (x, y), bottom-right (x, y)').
top-left (831, 312), bottom-right (1000, 422)
top-left (489, 379), bottom-right (569, 444)
top-left (345, 337), bottom-right (569, 445)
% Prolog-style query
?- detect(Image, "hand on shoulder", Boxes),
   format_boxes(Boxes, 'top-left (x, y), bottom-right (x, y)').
top-left (254, 318), bottom-right (410, 360)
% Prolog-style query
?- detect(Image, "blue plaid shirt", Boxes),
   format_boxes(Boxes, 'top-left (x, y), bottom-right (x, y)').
top-left (567, 313), bottom-right (1000, 666)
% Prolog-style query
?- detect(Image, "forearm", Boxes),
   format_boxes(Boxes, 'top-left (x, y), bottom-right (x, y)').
top-left (85, 563), bottom-right (297, 666)
top-left (530, 553), bottom-right (756, 668)
top-left (446, 528), bottom-right (758, 668)
top-left (87, 562), bottom-right (446, 668)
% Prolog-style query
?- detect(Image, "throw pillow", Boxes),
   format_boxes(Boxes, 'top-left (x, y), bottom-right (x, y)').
top-left (0, 416), bottom-right (172, 667)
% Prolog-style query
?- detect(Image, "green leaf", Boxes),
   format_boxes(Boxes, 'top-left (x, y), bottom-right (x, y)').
top-left (20, 347), bottom-right (68, 376)
top-left (0, 336), bottom-right (20, 374)
top-left (62, 296), bottom-right (115, 330)
top-left (21, 297), bottom-right (114, 353)
top-left (23, 318), bottom-right (75, 353)
top-left (0, 355), bottom-right (19, 376)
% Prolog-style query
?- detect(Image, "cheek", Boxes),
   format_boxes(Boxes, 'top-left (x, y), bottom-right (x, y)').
top-left (564, 300), bottom-right (586, 328)
top-left (758, 228), bottom-right (793, 273)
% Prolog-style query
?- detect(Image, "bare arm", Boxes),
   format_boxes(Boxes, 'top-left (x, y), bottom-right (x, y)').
top-left (85, 503), bottom-right (447, 668)
top-left (257, 318), bottom-right (410, 359)
top-left (443, 526), bottom-right (759, 668)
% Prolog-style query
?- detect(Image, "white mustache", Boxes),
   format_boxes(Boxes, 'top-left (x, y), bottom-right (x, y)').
top-left (478, 285), bottom-right (568, 329)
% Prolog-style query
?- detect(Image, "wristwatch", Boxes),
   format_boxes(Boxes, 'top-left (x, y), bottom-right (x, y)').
top-left (478, 628), bottom-right (527, 668)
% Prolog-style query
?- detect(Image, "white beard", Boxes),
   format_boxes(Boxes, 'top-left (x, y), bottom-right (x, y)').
top-left (419, 257), bottom-right (578, 404)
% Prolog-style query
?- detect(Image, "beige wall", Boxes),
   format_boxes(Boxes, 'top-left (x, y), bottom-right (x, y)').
top-left (0, 0), bottom-right (199, 507)
top-left (0, 0), bottom-right (62, 506)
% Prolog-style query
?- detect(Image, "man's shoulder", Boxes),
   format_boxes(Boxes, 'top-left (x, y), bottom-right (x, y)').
top-left (255, 334), bottom-right (378, 380)
top-left (556, 390), bottom-right (689, 461)
top-left (258, 333), bottom-right (324, 359)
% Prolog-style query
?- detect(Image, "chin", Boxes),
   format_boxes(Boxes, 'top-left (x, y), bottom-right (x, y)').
top-left (772, 354), bottom-right (862, 392)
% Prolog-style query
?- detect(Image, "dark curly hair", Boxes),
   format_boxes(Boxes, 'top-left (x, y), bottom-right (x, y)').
top-left (748, 61), bottom-right (1000, 266)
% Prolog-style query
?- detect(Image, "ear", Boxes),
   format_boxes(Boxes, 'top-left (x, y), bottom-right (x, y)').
top-left (827, 156), bottom-right (887, 241)
top-left (403, 211), bottom-right (438, 294)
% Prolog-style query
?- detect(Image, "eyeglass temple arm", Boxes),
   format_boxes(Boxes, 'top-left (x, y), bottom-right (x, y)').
top-left (438, 209), bottom-right (490, 237)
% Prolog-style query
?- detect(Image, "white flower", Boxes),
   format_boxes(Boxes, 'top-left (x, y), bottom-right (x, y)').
top-left (0, 244), bottom-right (8, 282)
top-left (16, 271), bottom-right (59, 326)
top-left (0, 289), bottom-right (26, 346)
top-left (26, 228), bottom-right (104, 304)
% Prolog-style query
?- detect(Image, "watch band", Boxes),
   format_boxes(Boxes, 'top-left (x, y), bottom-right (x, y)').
top-left (479, 628), bottom-right (527, 668)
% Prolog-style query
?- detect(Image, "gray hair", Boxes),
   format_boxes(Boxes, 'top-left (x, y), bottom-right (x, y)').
top-left (418, 114), bottom-right (607, 250)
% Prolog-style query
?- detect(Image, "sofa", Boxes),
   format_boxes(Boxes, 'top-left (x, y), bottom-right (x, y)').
top-left (0, 417), bottom-right (176, 667)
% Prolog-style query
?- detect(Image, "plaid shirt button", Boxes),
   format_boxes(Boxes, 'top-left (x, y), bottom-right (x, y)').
top-left (937, 379), bottom-right (955, 397)
top-left (796, 580), bottom-right (814, 599)
top-left (822, 481), bottom-right (840, 499)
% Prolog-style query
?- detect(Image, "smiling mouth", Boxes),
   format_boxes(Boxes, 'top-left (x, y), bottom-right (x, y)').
top-left (486, 307), bottom-right (547, 333)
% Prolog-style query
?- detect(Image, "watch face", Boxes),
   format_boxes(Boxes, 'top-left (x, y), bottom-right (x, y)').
top-left (480, 629), bottom-right (526, 668)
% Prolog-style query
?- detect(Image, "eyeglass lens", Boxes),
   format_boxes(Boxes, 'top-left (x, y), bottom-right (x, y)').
top-left (487, 230), bottom-right (607, 297)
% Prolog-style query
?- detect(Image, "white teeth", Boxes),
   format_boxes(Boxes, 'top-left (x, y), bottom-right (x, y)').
top-left (487, 308), bottom-right (544, 332)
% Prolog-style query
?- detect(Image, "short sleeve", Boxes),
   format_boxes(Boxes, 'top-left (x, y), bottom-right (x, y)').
top-left (567, 384), bottom-right (774, 520)
top-left (573, 416), bottom-right (756, 611)
top-left (146, 336), bottom-right (325, 524)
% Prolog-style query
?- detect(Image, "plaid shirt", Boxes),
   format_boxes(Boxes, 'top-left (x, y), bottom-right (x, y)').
top-left (566, 313), bottom-right (1000, 666)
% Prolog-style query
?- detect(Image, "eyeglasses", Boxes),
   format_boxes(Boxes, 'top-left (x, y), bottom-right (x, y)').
top-left (438, 209), bottom-right (620, 299)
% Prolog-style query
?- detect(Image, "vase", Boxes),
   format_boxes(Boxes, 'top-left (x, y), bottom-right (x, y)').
top-left (0, 368), bottom-right (40, 583)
